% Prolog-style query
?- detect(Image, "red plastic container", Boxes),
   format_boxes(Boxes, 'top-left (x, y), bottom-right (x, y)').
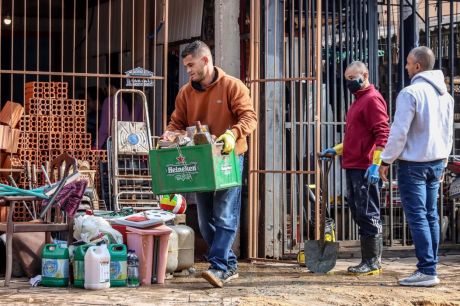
top-left (126, 225), bottom-right (172, 285)
top-left (111, 224), bottom-right (127, 244)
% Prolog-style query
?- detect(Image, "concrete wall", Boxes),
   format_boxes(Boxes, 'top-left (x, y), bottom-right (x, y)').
top-left (214, 0), bottom-right (240, 78)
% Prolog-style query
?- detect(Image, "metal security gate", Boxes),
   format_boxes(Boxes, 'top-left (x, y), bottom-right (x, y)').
top-left (248, 0), bottom-right (324, 259)
top-left (249, 0), bottom-right (460, 259)
top-left (0, 0), bottom-right (168, 210)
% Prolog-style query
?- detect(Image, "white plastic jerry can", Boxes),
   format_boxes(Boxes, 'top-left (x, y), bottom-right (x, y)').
top-left (84, 244), bottom-right (111, 290)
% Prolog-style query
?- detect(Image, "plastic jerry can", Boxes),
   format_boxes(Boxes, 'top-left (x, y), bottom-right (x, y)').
top-left (41, 244), bottom-right (69, 287)
top-left (84, 244), bottom-right (111, 290)
top-left (169, 225), bottom-right (195, 271)
top-left (166, 229), bottom-right (178, 273)
top-left (109, 244), bottom-right (127, 287)
top-left (73, 244), bottom-right (92, 288)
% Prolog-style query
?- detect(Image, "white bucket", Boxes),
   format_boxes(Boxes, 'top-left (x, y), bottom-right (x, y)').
top-left (84, 244), bottom-right (111, 290)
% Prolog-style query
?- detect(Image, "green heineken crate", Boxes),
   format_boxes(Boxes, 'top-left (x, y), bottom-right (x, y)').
top-left (149, 144), bottom-right (241, 194)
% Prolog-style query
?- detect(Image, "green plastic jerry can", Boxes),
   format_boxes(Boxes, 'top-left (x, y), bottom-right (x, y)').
top-left (109, 244), bottom-right (127, 287)
top-left (41, 244), bottom-right (69, 287)
top-left (73, 244), bottom-right (92, 288)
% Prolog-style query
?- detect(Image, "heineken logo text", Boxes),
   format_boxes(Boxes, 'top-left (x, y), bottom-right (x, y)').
top-left (167, 163), bottom-right (198, 174)
top-left (166, 162), bottom-right (199, 181)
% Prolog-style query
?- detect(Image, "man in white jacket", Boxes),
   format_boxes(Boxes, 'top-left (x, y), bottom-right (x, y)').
top-left (379, 46), bottom-right (453, 287)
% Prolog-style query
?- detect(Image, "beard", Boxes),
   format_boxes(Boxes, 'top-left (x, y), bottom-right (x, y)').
top-left (193, 68), bottom-right (206, 83)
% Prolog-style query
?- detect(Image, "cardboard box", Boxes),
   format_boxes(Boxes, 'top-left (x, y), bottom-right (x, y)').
top-left (0, 126), bottom-right (20, 153)
top-left (0, 101), bottom-right (24, 128)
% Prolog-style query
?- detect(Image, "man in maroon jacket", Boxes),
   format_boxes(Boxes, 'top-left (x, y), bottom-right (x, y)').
top-left (321, 61), bottom-right (389, 275)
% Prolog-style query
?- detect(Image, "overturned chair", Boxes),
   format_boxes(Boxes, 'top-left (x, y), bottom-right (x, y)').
top-left (0, 153), bottom-right (85, 286)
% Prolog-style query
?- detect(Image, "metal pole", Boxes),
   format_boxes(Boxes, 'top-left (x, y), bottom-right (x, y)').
top-left (314, 0), bottom-right (322, 241)
top-left (450, 0), bottom-right (454, 97)
top-left (425, 0), bottom-right (430, 47)
top-left (437, 0), bottom-right (442, 69)
top-left (162, 0), bottom-right (169, 130)
top-left (387, 0), bottom-right (394, 247)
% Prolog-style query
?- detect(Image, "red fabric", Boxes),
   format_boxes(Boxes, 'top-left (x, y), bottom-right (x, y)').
top-left (447, 161), bottom-right (460, 174)
top-left (342, 85), bottom-right (390, 169)
top-left (111, 225), bottom-right (127, 244)
top-left (125, 215), bottom-right (148, 222)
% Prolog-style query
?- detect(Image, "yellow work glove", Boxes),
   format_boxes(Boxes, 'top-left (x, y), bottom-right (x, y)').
top-left (333, 143), bottom-right (344, 156)
top-left (216, 130), bottom-right (236, 154)
top-left (372, 149), bottom-right (382, 166)
top-left (364, 149), bottom-right (382, 185)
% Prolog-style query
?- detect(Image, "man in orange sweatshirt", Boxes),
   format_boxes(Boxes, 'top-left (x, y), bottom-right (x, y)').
top-left (166, 40), bottom-right (257, 288)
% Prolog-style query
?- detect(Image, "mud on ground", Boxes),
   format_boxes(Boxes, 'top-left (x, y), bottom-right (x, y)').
top-left (0, 255), bottom-right (459, 306)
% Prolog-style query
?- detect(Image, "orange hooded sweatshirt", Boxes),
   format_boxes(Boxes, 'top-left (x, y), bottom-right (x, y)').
top-left (166, 67), bottom-right (257, 155)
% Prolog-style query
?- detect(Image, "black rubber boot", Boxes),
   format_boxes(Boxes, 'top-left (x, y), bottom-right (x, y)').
top-left (347, 236), bottom-right (382, 275)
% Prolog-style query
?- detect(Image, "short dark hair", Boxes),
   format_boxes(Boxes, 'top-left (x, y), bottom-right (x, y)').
top-left (180, 40), bottom-right (211, 59)
top-left (409, 46), bottom-right (435, 71)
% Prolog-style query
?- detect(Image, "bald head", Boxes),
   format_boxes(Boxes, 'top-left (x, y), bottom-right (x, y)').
top-left (408, 46), bottom-right (435, 71)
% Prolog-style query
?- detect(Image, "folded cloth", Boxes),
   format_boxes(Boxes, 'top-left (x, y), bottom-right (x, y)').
top-left (42, 180), bottom-right (88, 218)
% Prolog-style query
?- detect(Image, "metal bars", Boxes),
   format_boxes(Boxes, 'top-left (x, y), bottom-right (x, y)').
top-left (249, 0), bottom-right (460, 258)
top-left (0, 1), bottom-right (168, 207)
top-left (248, 0), bottom-right (323, 259)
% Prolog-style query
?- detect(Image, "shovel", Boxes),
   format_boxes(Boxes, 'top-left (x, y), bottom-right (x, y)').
top-left (305, 155), bottom-right (339, 273)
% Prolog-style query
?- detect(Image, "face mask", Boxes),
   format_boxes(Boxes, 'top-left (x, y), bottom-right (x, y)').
top-left (346, 78), bottom-right (363, 93)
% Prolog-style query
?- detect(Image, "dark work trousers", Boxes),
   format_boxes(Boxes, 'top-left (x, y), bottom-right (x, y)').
top-left (345, 169), bottom-right (382, 237)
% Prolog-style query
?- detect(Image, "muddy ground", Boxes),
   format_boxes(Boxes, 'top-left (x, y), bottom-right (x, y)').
top-left (0, 254), bottom-right (459, 306)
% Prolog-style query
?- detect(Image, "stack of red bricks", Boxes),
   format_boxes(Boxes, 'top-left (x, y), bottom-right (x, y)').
top-left (15, 81), bottom-right (107, 186)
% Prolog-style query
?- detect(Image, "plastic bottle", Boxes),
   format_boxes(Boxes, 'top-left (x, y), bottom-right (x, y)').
top-left (109, 244), bottom-right (127, 287)
top-left (73, 244), bottom-right (92, 288)
top-left (84, 244), bottom-right (111, 290)
top-left (41, 244), bottom-right (69, 287)
top-left (127, 250), bottom-right (140, 288)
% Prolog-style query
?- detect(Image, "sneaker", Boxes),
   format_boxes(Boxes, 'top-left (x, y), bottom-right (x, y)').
top-left (201, 269), bottom-right (225, 288)
top-left (347, 260), bottom-right (382, 275)
top-left (223, 268), bottom-right (239, 283)
top-left (398, 271), bottom-right (440, 287)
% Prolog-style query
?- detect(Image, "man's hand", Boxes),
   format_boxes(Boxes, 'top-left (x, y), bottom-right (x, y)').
top-left (319, 143), bottom-right (343, 159)
top-left (319, 148), bottom-right (337, 158)
top-left (364, 164), bottom-right (380, 184)
top-left (379, 164), bottom-right (389, 182)
top-left (217, 130), bottom-right (236, 153)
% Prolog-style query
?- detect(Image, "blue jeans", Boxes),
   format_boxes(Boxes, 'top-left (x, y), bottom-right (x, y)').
top-left (397, 159), bottom-right (444, 276)
top-left (346, 169), bottom-right (382, 237)
top-left (195, 155), bottom-right (244, 272)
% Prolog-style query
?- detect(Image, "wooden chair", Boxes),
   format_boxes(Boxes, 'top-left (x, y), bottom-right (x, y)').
top-left (0, 153), bottom-right (78, 286)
